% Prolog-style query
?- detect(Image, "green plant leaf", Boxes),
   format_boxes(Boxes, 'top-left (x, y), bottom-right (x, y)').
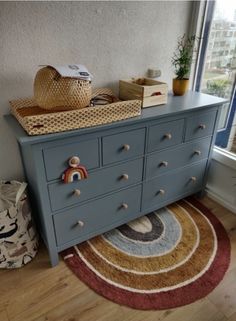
top-left (172, 34), bottom-right (199, 80)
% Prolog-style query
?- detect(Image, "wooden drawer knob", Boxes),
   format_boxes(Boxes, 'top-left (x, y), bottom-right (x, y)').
top-left (199, 124), bottom-right (206, 130)
top-left (164, 133), bottom-right (172, 140)
top-left (74, 189), bottom-right (81, 197)
top-left (194, 150), bottom-right (202, 155)
top-left (190, 176), bottom-right (197, 182)
top-left (121, 174), bottom-right (129, 180)
top-left (160, 161), bottom-right (168, 167)
top-left (123, 144), bottom-right (130, 151)
top-left (121, 203), bottom-right (129, 209)
top-left (69, 156), bottom-right (80, 168)
top-left (77, 220), bottom-right (84, 227)
top-left (159, 189), bottom-right (165, 195)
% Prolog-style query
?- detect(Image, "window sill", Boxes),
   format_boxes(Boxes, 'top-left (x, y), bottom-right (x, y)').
top-left (212, 146), bottom-right (236, 170)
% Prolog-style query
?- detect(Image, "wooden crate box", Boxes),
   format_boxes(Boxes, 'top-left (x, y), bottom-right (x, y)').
top-left (119, 78), bottom-right (168, 108)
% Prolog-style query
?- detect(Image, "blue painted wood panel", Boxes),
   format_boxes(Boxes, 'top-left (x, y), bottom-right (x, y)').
top-left (148, 119), bottom-right (184, 152)
top-left (102, 128), bottom-right (145, 165)
top-left (43, 138), bottom-right (99, 181)
top-left (185, 109), bottom-right (217, 141)
top-left (146, 137), bottom-right (212, 179)
top-left (49, 158), bottom-right (143, 211)
top-left (53, 184), bottom-right (142, 245)
top-left (142, 160), bottom-right (207, 211)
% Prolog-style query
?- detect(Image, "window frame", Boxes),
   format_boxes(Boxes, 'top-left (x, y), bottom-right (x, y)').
top-left (193, 0), bottom-right (236, 149)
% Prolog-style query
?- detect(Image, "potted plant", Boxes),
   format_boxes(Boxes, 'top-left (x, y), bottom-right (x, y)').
top-left (171, 34), bottom-right (197, 96)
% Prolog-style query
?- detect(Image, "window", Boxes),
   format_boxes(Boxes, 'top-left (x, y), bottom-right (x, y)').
top-left (195, 0), bottom-right (236, 155)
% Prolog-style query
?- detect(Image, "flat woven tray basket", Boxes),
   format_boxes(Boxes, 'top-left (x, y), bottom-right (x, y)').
top-left (9, 88), bottom-right (141, 136)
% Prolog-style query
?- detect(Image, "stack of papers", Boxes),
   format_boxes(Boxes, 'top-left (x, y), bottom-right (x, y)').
top-left (41, 64), bottom-right (93, 81)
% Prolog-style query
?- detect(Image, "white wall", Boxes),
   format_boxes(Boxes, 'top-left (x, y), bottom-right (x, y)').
top-left (206, 150), bottom-right (236, 213)
top-left (0, 1), bottom-right (193, 180)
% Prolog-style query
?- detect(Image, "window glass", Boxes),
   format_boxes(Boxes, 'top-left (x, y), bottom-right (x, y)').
top-left (199, 0), bottom-right (236, 153)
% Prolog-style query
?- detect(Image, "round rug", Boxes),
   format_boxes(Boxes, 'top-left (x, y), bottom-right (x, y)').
top-left (62, 198), bottom-right (230, 310)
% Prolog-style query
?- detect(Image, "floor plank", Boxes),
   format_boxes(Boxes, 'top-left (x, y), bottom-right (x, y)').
top-left (0, 196), bottom-right (235, 321)
top-left (4, 248), bottom-right (87, 321)
top-left (121, 298), bottom-right (226, 321)
top-left (208, 267), bottom-right (236, 318)
top-left (228, 312), bottom-right (236, 321)
top-left (0, 309), bottom-right (9, 321)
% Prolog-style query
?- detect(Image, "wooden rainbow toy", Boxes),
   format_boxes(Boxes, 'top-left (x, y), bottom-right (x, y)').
top-left (62, 156), bottom-right (88, 183)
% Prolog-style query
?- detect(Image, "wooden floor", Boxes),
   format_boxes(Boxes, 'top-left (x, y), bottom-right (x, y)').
top-left (0, 196), bottom-right (236, 321)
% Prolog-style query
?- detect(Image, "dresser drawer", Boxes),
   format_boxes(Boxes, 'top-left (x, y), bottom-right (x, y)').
top-left (142, 161), bottom-right (207, 210)
top-left (49, 158), bottom-right (143, 211)
top-left (102, 128), bottom-right (145, 165)
top-left (43, 138), bottom-right (99, 181)
top-left (148, 119), bottom-right (184, 152)
top-left (185, 109), bottom-right (217, 141)
top-left (146, 137), bottom-right (211, 179)
top-left (54, 185), bottom-right (142, 245)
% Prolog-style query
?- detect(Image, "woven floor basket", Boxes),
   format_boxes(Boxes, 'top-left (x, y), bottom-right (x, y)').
top-left (9, 88), bottom-right (142, 136)
top-left (34, 66), bottom-right (91, 110)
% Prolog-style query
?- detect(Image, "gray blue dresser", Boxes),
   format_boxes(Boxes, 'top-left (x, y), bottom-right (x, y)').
top-left (5, 91), bottom-right (225, 266)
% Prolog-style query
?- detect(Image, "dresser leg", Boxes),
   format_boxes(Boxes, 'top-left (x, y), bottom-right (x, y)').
top-left (48, 250), bottom-right (59, 267)
top-left (196, 189), bottom-right (206, 199)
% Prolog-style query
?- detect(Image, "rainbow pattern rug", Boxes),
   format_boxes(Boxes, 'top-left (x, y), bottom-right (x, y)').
top-left (62, 198), bottom-right (230, 310)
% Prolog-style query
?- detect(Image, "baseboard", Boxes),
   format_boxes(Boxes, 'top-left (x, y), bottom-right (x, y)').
top-left (205, 188), bottom-right (236, 214)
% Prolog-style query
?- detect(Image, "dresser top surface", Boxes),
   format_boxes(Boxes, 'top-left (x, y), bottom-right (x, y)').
top-left (5, 91), bottom-right (226, 145)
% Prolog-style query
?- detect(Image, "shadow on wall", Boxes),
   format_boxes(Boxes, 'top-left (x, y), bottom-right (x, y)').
top-left (0, 118), bottom-right (25, 181)
top-left (0, 74), bottom-right (33, 181)
top-left (0, 73), bottom-right (34, 112)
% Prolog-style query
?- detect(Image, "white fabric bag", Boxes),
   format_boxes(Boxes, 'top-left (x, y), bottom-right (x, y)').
top-left (0, 181), bottom-right (38, 268)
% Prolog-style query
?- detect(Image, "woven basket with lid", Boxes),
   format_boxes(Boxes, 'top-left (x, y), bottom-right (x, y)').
top-left (34, 66), bottom-right (91, 110)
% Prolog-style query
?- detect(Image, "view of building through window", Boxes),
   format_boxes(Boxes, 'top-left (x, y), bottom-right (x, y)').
top-left (200, 0), bottom-right (236, 154)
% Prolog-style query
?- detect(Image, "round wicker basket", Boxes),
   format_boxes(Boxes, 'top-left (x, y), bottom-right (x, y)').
top-left (34, 67), bottom-right (92, 110)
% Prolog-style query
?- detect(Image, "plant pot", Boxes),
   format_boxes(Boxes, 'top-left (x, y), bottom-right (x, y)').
top-left (172, 78), bottom-right (189, 96)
